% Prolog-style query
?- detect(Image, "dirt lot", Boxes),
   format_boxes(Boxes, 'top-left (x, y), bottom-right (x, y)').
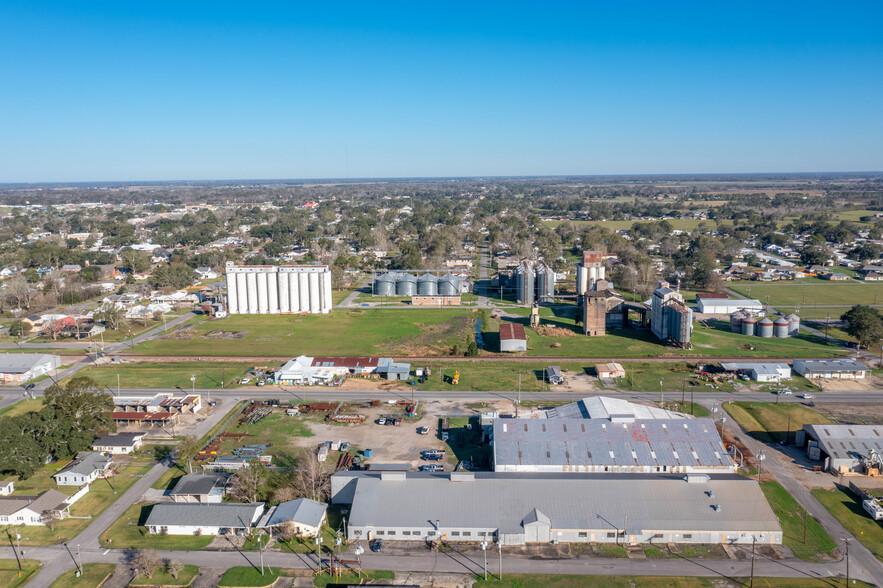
top-left (817, 401), bottom-right (883, 425)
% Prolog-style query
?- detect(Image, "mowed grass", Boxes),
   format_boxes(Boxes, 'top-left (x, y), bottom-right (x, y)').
top-left (100, 503), bottom-right (213, 550)
top-left (0, 397), bottom-right (44, 418)
top-left (760, 482), bottom-right (837, 561)
top-left (724, 401), bottom-right (832, 445)
top-left (813, 486), bottom-right (883, 560)
top-left (730, 283), bottom-right (883, 307)
top-left (130, 309), bottom-right (476, 357)
top-left (416, 361), bottom-right (588, 392)
top-left (48, 563), bottom-right (116, 588)
top-left (0, 559), bottom-right (41, 588)
top-left (218, 566), bottom-right (280, 587)
top-left (73, 361), bottom-right (257, 390)
top-left (131, 564), bottom-right (199, 586)
top-left (776, 307), bottom-right (856, 320)
top-left (620, 362), bottom-right (734, 394)
top-left (472, 575), bottom-right (869, 588)
top-left (314, 570), bottom-right (395, 587)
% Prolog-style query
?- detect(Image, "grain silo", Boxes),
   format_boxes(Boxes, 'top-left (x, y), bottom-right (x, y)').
top-left (396, 273), bottom-right (417, 296)
top-left (741, 315), bottom-right (756, 336)
top-left (374, 273), bottom-right (395, 296)
top-left (224, 263), bottom-right (333, 315)
top-left (417, 273), bottom-right (438, 296)
top-left (729, 311), bottom-right (746, 333)
top-left (515, 261), bottom-right (535, 305)
top-left (438, 274), bottom-right (460, 296)
top-left (535, 263), bottom-right (555, 302)
top-left (786, 313), bottom-right (800, 336)
top-left (773, 317), bottom-right (790, 338)
top-left (757, 317), bottom-right (774, 338)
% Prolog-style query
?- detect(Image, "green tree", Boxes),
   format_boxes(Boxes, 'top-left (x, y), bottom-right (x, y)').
top-left (44, 376), bottom-right (115, 440)
top-left (841, 305), bottom-right (883, 350)
top-left (174, 435), bottom-right (202, 474)
top-left (94, 302), bottom-right (126, 330)
top-left (8, 320), bottom-right (30, 337)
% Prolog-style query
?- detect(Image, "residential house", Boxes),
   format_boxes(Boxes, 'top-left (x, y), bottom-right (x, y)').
top-left (53, 452), bottom-right (113, 486)
top-left (259, 498), bottom-right (327, 538)
top-left (0, 490), bottom-right (71, 526)
top-left (0, 481), bottom-right (13, 496)
top-left (92, 433), bottom-right (145, 454)
top-left (60, 264), bottom-right (82, 273)
top-left (194, 266), bottom-right (219, 280)
top-left (145, 502), bottom-right (264, 536)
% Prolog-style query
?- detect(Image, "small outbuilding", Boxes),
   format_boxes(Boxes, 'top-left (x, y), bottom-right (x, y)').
top-left (595, 363), bottom-right (626, 379)
top-left (260, 497), bottom-right (328, 538)
top-left (499, 324), bottom-right (527, 352)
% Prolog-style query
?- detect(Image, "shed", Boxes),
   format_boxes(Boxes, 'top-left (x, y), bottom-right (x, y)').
top-left (546, 366), bottom-right (563, 385)
top-left (499, 323), bottom-right (527, 352)
top-left (595, 363), bottom-right (626, 379)
top-left (386, 362), bottom-right (411, 380)
top-left (259, 498), bottom-right (328, 537)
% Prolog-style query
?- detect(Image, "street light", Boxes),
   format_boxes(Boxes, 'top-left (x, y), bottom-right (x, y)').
top-left (354, 545), bottom-right (364, 579)
top-left (495, 540), bottom-right (502, 579)
top-left (757, 452), bottom-right (766, 482)
top-left (257, 534), bottom-right (265, 576)
top-left (480, 541), bottom-right (488, 580)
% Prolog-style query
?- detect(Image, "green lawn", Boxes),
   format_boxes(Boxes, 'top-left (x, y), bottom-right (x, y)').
top-left (131, 564), bottom-right (199, 586)
top-left (214, 411), bottom-right (314, 468)
top-left (99, 503), bottom-right (213, 550)
top-left (0, 559), bottom-right (41, 588)
top-left (73, 361), bottom-right (257, 390)
top-left (314, 570), bottom-right (395, 587)
top-left (416, 361), bottom-right (588, 392)
top-left (724, 401), bottom-right (832, 445)
top-left (218, 566), bottom-right (280, 587)
top-left (1, 460), bottom-right (153, 545)
top-left (619, 362), bottom-right (734, 394)
top-left (730, 283), bottom-right (883, 307)
top-left (48, 563), bottom-right (116, 588)
top-left (0, 398), bottom-right (44, 418)
top-left (813, 486), bottom-right (883, 560)
top-left (473, 576), bottom-right (867, 588)
top-left (129, 309), bottom-right (476, 357)
top-left (760, 482), bottom-right (837, 561)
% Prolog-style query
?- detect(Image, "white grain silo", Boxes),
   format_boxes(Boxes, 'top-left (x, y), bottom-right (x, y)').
top-left (322, 270), bottom-right (333, 311)
top-left (308, 271), bottom-right (320, 313)
top-left (226, 271), bottom-right (239, 314)
top-left (246, 271), bottom-right (258, 314)
top-left (256, 271), bottom-right (268, 314)
top-left (267, 271), bottom-right (279, 313)
top-left (298, 272), bottom-right (309, 311)
top-left (278, 269), bottom-right (289, 313)
top-left (236, 272), bottom-right (248, 314)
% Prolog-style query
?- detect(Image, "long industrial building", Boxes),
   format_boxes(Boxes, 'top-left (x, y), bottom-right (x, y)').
top-left (225, 263), bottom-right (332, 314)
top-left (331, 471), bottom-right (782, 546)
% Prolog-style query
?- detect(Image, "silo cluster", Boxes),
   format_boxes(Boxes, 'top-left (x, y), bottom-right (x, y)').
top-left (395, 273), bottom-right (417, 296)
top-left (372, 271), bottom-right (462, 297)
top-left (225, 263), bottom-right (333, 315)
top-left (730, 310), bottom-right (798, 339)
top-left (438, 274), bottom-right (460, 296)
top-left (417, 273), bottom-right (438, 295)
top-left (373, 273), bottom-right (395, 296)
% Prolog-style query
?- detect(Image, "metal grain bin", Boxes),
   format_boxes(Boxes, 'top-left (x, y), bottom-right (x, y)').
top-left (374, 273), bottom-right (395, 297)
top-left (757, 317), bottom-right (774, 338)
top-left (729, 311), bottom-right (746, 333)
top-left (438, 274), bottom-right (460, 296)
top-left (395, 273), bottom-right (417, 296)
top-left (741, 316), bottom-right (756, 336)
top-left (774, 317), bottom-right (790, 338)
top-left (786, 313), bottom-right (800, 336)
top-left (417, 273), bottom-right (438, 296)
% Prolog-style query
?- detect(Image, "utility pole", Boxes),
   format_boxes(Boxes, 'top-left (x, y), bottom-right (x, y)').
top-left (824, 312), bottom-right (830, 342)
top-left (258, 534), bottom-right (264, 576)
top-left (14, 531), bottom-right (21, 576)
top-left (750, 535), bottom-right (756, 588)
top-left (659, 379), bottom-right (663, 409)
top-left (803, 508), bottom-right (809, 544)
top-left (757, 452), bottom-right (765, 482)
top-left (117, 373), bottom-right (120, 396)
top-left (844, 537), bottom-right (850, 586)
top-left (480, 541), bottom-right (488, 580)
top-left (497, 540), bottom-right (502, 580)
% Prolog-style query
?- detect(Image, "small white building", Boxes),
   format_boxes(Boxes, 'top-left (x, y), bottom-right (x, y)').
top-left (259, 498), bottom-right (328, 538)
top-left (720, 363), bottom-right (791, 383)
top-left (793, 359), bottom-right (869, 380)
top-left (92, 433), bottom-right (145, 455)
top-left (169, 473), bottom-right (232, 504)
top-left (0, 481), bottom-right (14, 496)
top-left (145, 502), bottom-right (264, 536)
top-left (0, 354), bottom-right (61, 384)
top-left (697, 297), bottom-right (764, 314)
top-left (53, 452), bottom-right (113, 486)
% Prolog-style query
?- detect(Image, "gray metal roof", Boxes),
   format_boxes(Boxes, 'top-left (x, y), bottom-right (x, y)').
top-left (493, 418), bottom-right (731, 469)
top-left (547, 397), bottom-right (686, 421)
top-left (720, 363), bottom-right (790, 373)
top-left (804, 424), bottom-right (883, 462)
top-left (169, 473), bottom-right (232, 497)
top-left (55, 452), bottom-right (111, 478)
top-left (93, 433), bottom-right (144, 448)
top-left (336, 471), bottom-right (781, 536)
top-left (793, 359), bottom-right (869, 373)
top-left (262, 498), bottom-right (327, 528)
top-left (0, 353), bottom-right (57, 374)
top-left (145, 502), bottom-right (264, 528)
top-left (0, 490), bottom-right (68, 516)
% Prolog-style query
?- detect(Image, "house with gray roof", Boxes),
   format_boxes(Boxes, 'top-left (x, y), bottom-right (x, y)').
top-left (53, 452), bottom-right (112, 486)
top-left (332, 471), bottom-right (782, 546)
top-left (92, 433), bottom-right (145, 455)
top-left (0, 353), bottom-right (61, 384)
top-left (259, 498), bottom-right (328, 537)
top-left (0, 489), bottom-right (70, 526)
top-left (169, 472), bottom-right (232, 503)
top-left (145, 502), bottom-right (264, 535)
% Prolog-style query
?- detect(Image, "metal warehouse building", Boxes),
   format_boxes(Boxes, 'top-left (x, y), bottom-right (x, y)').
top-left (492, 417), bottom-right (735, 474)
top-left (0, 353), bottom-right (61, 384)
top-left (225, 263), bottom-right (332, 315)
top-left (331, 471), bottom-right (782, 546)
top-left (800, 424), bottom-right (883, 474)
top-left (792, 359), bottom-right (869, 380)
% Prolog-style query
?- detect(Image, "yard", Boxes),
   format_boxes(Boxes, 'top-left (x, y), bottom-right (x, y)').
top-left (48, 563), bottom-right (116, 588)
top-left (724, 401), bottom-right (832, 445)
top-left (131, 563), bottom-right (199, 586)
top-left (471, 574), bottom-right (867, 587)
top-left (73, 361), bottom-right (257, 390)
top-left (812, 486), bottom-right (883, 560)
top-left (618, 362), bottom-right (733, 394)
top-left (729, 283), bottom-right (883, 308)
top-left (99, 503), bottom-right (214, 550)
top-left (0, 559), bottom-right (41, 588)
top-left (760, 482), bottom-right (837, 561)
top-left (0, 397), bottom-right (44, 418)
top-left (415, 361), bottom-right (589, 392)
top-left (214, 411), bottom-right (314, 468)
top-left (218, 566), bottom-right (281, 587)
top-left (129, 309), bottom-right (477, 357)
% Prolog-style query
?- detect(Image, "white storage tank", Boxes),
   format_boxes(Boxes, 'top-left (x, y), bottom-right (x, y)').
top-left (267, 271), bottom-right (279, 313)
top-left (308, 271), bottom-right (321, 314)
top-left (256, 271), bottom-right (269, 314)
top-left (438, 274), bottom-right (460, 296)
top-left (246, 272), bottom-right (258, 314)
top-left (396, 273), bottom-right (417, 296)
top-left (289, 272), bottom-right (300, 312)
top-left (227, 272), bottom-right (239, 314)
top-left (278, 270), bottom-right (290, 313)
top-left (787, 313), bottom-right (800, 336)
top-left (374, 274), bottom-right (395, 296)
top-left (299, 272), bottom-right (309, 311)
top-left (417, 273), bottom-right (438, 296)
top-left (236, 273), bottom-right (248, 314)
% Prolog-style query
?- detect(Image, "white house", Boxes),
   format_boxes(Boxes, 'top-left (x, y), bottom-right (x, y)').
top-left (53, 452), bottom-right (113, 486)
top-left (259, 498), bottom-right (328, 538)
top-left (145, 502), bottom-right (264, 536)
top-left (169, 473), bottom-right (232, 504)
top-left (194, 266), bottom-right (219, 280)
top-left (92, 433), bottom-right (145, 455)
top-left (0, 490), bottom-right (70, 526)
top-left (0, 481), bottom-right (14, 496)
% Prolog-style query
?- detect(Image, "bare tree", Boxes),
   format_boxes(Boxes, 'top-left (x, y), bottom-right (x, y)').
top-left (165, 559), bottom-right (184, 579)
top-left (41, 509), bottom-right (60, 530)
top-left (173, 435), bottom-right (201, 474)
top-left (292, 451), bottom-right (331, 502)
top-left (133, 549), bottom-right (161, 578)
top-left (230, 460), bottom-right (269, 503)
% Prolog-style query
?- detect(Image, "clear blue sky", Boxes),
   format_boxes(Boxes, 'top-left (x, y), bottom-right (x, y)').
top-left (1, 1), bottom-right (881, 182)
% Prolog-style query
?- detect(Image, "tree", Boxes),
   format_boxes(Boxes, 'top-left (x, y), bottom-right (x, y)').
top-left (120, 248), bottom-right (152, 273)
top-left (230, 460), bottom-right (270, 503)
top-left (41, 509), bottom-right (60, 530)
top-left (94, 302), bottom-right (126, 330)
top-left (290, 451), bottom-right (331, 502)
top-left (174, 435), bottom-right (201, 474)
top-left (44, 377), bottom-right (114, 442)
top-left (150, 262), bottom-right (196, 290)
top-left (841, 305), bottom-right (883, 350)
top-left (165, 559), bottom-right (184, 580)
top-left (8, 320), bottom-right (30, 337)
top-left (132, 549), bottom-right (161, 578)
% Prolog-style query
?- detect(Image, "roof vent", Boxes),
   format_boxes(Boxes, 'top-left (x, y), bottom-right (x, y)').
top-left (380, 471), bottom-right (407, 482)
top-left (450, 472), bottom-right (475, 482)
top-left (684, 474), bottom-right (709, 484)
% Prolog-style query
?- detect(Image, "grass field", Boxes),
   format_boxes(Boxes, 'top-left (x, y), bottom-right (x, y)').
top-left (131, 564), bottom-right (199, 586)
top-left (723, 401), bottom-right (832, 445)
top-left (760, 482), bottom-right (837, 561)
top-left (812, 486), bottom-right (883, 560)
top-left (214, 411), bottom-right (313, 468)
top-left (619, 362), bottom-right (733, 394)
top-left (74, 361), bottom-right (257, 390)
top-left (48, 563), bottom-right (116, 588)
top-left (218, 566), bottom-right (281, 587)
top-left (729, 283), bottom-right (883, 307)
top-left (0, 397), bottom-right (43, 418)
top-left (0, 559), bottom-right (41, 588)
top-left (776, 307), bottom-right (856, 321)
top-left (99, 502), bottom-right (214, 550)
top-left (130, 309), bottom-right (477, 357)
top-left (471, 575), bottom-right (868, 587)
top-left (314, 570), bottom-right (395, 587)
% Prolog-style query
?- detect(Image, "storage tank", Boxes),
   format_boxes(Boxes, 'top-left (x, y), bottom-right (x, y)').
top-left (267, 271), bottom-right (279, 313)
top-left (576, 264), bottom-right (588, 296)
top-left (226, 271), bottom-right (239, 314)
top-left (374, 273), bottom-right (395, 297)
top-left (322, 271), bottom-right (333, 312)
top-left (396, 273), bottom-right (417, 296)
top-left (308, 271), bottom-right (320, 313)
top-left (757, 317), bottom-right (774, 338)
top-left (787, 313), bottom-right (800, 336)
top-left (417, 273), bottom-right (438, 296)
top-left (236, 273), bottom-right (248, 314)
top-left (729, 311), bottom-right (746, 333)
top-left (298, 272), bottom-right (309, 311)
top-left (246, 272), bottom-right (258, 314)
top-left (278, 270), bottom-right (290, 313)
top-left (536, 263), bottom-right (555, 302)
top-left (774, 317), bottom-right (790, 338)
top-left (438, 274), bottom-right (460, 296)
top-left (515, 262), bottom-right (534, 305)
top-left (741, 316), bottom-right (756, 336)
top-left (289, 272), bottom-right (301, 312)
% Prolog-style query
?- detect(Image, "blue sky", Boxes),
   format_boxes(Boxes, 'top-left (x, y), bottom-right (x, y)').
top-left (1, 1), bottom-right (881, 182)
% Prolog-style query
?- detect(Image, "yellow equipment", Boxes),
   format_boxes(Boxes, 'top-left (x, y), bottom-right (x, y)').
top-left (452, 370), bottom-right (460, 385)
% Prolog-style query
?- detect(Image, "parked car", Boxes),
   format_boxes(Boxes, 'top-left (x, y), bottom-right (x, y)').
top-left (420, 464), bottom-right (442, 472)
top-left (377, 417), bottom-right (386, 425)
top-left (423, 454), bottom-right (444, 461)
top-left (256, 380), bottom-right (265, 387)
top-left (340, 442), bottom-right (351, 451)
top-left (418, 426), bottom-right (430, 435)
top-left (801, 394), bottom-right (814, 399)
top-left (775, 388), bottom-right (792, 395)
top-left (240, 377), bottom-right (252, 385)
top-left (371, 538), bottom-right (383, 552)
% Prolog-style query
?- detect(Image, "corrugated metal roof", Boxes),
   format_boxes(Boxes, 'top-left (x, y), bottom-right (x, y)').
top-left (500, 324), bottom-right (527, 341)
top-left (0, 353), bottom-right (57, 374)
top-left (493, 418), bottom-right (731, 469)
top-left (262, 498), bottom-right (327, 528)
top-left (337, 471), bottom-right (781, 536)
top-left (805, 424), bottom-right (883, 461)
top-left (547, 397), bottom-right (687, 421)
top-left (794, 359), bottom-right (869, 372)
top-left (169, 473), bottom-right (232, 497)
top-left (145, 502), bottom-right (264, 528)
